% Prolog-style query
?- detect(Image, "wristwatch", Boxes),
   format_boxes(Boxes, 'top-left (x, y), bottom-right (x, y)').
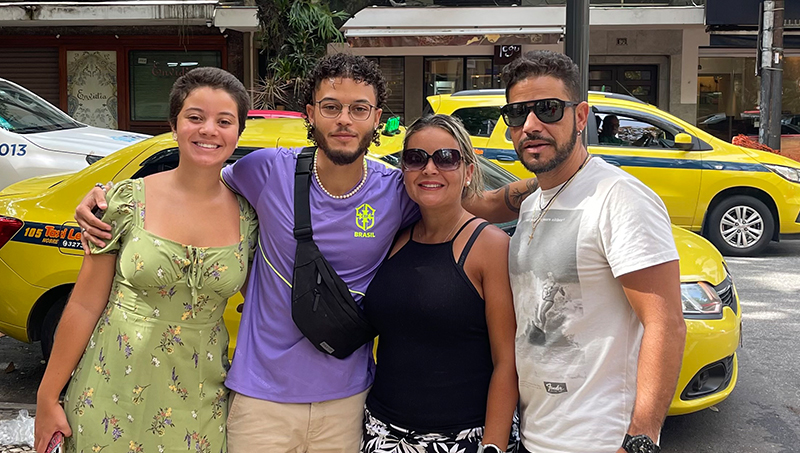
top-left (477, 443), bottom-right (503, 453)
top-left (622, 434), bottom-right (660, 453)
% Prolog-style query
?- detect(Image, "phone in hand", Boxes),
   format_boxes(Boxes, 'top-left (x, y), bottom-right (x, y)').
top-left (91, 206), bottom-right (105, 220)
top-left (45, 431), bottom-right (63, 453)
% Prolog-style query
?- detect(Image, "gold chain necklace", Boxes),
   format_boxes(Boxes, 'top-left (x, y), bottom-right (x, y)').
top-left (313, 150), bottom-right (368, 199)
top-left (417, 211), bottom-right (468, 243)
top-left (528, 154), bottom-right (592, 244)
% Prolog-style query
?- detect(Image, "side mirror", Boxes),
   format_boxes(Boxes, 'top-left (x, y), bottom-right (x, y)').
top-left (674, 132), bottom-right (694, 151)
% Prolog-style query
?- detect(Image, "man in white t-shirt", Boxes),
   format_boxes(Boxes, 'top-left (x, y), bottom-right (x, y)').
top-left (502, 50), bottom-right (686, 453)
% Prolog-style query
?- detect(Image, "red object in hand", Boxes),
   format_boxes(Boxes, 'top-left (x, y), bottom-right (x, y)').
top-left (45, 431), bottom-right (64, 453)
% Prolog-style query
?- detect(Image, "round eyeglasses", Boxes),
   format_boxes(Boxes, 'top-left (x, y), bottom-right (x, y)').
top-left (315, 100), bottom-right (377, 121)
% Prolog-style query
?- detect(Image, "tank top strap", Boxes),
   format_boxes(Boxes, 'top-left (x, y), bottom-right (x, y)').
top-left (457, 221), bottom-right (490, 267)
top-left (450, 216), bottom-right (480, 242)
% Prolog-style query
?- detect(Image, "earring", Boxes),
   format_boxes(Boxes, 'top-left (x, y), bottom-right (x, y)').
top-left (577, 130), bottom-right (582, 136)
top-left (466, 180), bottom-right (471, 187)
top-left (172, 133), bottom-right (177, 141)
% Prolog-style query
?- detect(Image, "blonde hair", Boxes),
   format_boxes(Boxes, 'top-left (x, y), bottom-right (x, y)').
top-left (402, 114), bottom-right (484, 199)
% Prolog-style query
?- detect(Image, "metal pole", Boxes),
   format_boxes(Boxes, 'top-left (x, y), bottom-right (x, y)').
top-left (565, 0), bottom-right (589, 144)
top-left (759, 0), bottom-right (784, 150)
top-left (565, 0), bottom-right (590, 102)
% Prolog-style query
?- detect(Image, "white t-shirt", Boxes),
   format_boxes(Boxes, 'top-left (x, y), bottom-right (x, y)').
top-left (509, 157), bottom-right (679, 453)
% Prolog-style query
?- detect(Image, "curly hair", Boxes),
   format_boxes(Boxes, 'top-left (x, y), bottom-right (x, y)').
top-left (302, 53), bottom-right (387, 146)
top-left (501, 50), bottom-right (581, 102)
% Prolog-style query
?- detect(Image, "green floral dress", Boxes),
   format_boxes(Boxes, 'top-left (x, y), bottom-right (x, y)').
top-left (63, 178), bottom-right (258, 453)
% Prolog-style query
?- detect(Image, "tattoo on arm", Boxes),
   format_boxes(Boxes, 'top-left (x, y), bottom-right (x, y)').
top-left (501, 178), bottom-right (539, 213)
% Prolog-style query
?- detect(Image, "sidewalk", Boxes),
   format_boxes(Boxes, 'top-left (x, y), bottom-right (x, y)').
top-left (0, 402), bottom-right (35, 452)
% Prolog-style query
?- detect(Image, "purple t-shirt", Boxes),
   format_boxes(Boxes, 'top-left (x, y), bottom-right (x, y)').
top-left (222, 147), bottom-right (419, 403)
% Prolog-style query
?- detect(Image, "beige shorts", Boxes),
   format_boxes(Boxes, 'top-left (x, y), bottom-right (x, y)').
top-left (226, 389), bottom-right (368, 453)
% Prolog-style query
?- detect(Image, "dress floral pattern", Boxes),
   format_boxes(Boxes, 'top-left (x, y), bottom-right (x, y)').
top-left (64, 178), bottom-right (258, 453)
top-left (361, 408), bottom-right (520, 453)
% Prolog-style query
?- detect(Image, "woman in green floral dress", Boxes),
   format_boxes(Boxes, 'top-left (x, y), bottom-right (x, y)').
top-left (35, 67), bottom-right (257, 453)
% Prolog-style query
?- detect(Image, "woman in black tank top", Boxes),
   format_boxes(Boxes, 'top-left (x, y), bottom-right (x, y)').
top-left (361, 115), bottom-right (519, 453)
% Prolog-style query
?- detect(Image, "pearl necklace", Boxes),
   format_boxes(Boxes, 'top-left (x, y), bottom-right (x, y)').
top-left (313, 150), bottom-right (368, 199)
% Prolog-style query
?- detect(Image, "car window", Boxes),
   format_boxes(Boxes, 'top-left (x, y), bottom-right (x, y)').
top-left (131, 147), bottom-right (262, 179)
top-left (451, 107), bottom-right (502, 138)
top-left (0, 81), bottom-right (83, 134)
top-left (592, 111), bottom-right (676, 149)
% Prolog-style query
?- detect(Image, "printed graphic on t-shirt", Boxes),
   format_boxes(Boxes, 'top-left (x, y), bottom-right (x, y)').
top-left (515, 209), bottom-right (586, 386)
top-left (355, 203), bottom-right (377, 238)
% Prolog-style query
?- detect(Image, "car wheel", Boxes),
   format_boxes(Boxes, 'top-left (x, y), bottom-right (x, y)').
top-left (707, 195), bottom-right (774, 257)
top-left (40, 296), bottom-right (68, 360)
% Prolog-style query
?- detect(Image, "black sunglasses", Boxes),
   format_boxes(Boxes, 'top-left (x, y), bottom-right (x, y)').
top-left (401, 148), bottom-right (462, 172)
top-left (501, 98), bottom-right (580, 127)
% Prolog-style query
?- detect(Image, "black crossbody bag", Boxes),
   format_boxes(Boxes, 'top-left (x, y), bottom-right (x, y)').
top-left (291, 147), bottom-right (378, 359)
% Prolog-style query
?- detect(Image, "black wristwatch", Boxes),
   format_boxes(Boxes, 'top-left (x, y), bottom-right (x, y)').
top-left (622, 434), bottom-right (660, 453)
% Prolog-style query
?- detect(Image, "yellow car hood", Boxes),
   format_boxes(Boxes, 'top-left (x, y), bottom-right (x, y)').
top-left (672, 225), bottom-right (727, 285)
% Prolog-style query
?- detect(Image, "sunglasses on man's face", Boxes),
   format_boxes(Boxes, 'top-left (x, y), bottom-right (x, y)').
top-left (500, 98), bottom-right (580, 127)
top-left (401, 148), bottom-right (462, 172)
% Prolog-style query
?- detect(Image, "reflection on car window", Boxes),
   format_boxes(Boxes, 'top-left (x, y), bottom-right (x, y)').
top-left (0, 81), bottom-right (82, 134)
top-left (132, 147), bottom-right (260, 179)
top-left (452, 107), bottom-right (502, 138)
top-left (593, 111), bottom-right (676, 149)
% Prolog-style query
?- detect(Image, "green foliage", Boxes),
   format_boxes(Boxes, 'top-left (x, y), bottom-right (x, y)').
top-left (254, 0), bottom-right (350, 111)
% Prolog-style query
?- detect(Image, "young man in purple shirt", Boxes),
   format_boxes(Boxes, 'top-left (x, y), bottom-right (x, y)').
top-left (77, 54), bottom-right (535, 452)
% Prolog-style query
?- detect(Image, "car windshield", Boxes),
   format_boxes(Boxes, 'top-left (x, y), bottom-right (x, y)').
top-left (0, 81), bottom-right (83, 134)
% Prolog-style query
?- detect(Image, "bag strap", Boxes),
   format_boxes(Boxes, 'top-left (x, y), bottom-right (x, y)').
top-left (294, 146), bottom-right (317, 242)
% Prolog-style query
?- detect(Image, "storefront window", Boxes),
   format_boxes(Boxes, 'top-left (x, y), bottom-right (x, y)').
top-left (466, 58), bottom-right (495, 90)
top-left (425, 58), bottom-right (464, 98)
top-left (368, 57), bottom-right (405, 123)
top-left (129, 50), bottom-right (221, 122)
top-left (697, 57), bottom-right (800, 143)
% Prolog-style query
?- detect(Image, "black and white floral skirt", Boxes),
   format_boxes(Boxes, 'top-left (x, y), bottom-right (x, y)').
top-left (361, 407), bottom-right (520, 453)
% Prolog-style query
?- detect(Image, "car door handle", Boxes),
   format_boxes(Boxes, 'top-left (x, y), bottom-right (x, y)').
top-left (604, 159), bottom-right (621, 167)
top-left (496, 156), bottom-right (516, 162)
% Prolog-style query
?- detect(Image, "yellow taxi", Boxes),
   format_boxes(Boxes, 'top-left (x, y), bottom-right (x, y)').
top-left (0, 117), bottom-right (740, 415)
top-left (427, 89), bottom-right (800, 256)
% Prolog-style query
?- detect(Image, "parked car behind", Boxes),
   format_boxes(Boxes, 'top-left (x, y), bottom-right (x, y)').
top-left (0, 77), bottom-right (150, 190)
top-left (0, 118), bottom-right (740, 416)
top-left (426, 89), bottom-right (800, 256)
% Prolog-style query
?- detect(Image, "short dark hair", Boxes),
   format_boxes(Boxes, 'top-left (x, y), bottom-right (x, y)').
top-left (501, 50), bottom-right (582, 102)
top-left (301, 53), bottom-right (387, 110)
top-left (168, 67), bottom-right (250, 136)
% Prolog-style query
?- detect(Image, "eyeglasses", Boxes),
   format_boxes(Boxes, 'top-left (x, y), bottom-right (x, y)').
top-left (500, 98), bottom-right (580, 127)
top-left (315, 100), bottom-right (377, 121)
top-left (401, 148), bottom-right (462, 172)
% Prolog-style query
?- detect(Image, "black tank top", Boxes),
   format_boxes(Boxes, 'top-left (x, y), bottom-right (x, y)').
top-left (364, 217), bottom-right (494, 433)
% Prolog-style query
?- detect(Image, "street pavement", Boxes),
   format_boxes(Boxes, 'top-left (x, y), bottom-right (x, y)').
top-left (1, 240), bottom-right (798, 451)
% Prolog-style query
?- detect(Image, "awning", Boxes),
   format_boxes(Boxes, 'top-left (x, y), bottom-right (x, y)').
top-left (342, 5), bottom-right (704, 47)
top-left (0, 1), bottom-right (258, 32)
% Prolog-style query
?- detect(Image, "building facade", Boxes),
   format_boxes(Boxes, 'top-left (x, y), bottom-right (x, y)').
top-left (698, 0), bottom-right (800, 143)
top-left (340, 0), bottom-right (707, 125)
top-left (0, 1), bottom-right (257, 135)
